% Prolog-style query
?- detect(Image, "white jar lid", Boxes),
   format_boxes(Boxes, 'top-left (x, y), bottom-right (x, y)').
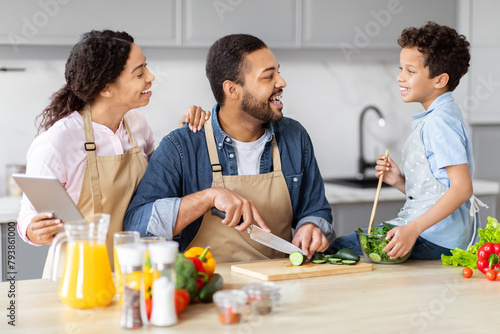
top-left (116, 243), bottom-right (145, 267)
top-left (149, 241), bottom-right (179, 264)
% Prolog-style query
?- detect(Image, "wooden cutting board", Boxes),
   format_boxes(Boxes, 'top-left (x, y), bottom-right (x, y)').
top-left (231, 258), bottom-right (372, 281)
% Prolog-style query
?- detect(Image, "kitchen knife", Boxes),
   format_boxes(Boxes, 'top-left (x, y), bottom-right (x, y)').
top-left (210, 208), bottom-right (305, 255)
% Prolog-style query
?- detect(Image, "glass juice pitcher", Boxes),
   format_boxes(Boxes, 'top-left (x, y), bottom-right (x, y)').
top-left (49, 213), bottom-right (116, 308)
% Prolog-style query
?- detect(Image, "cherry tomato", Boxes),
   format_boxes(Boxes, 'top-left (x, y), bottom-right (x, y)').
top-left (462, 267), bottom-right (473, 278)
top-left (497, 271), bottom-right (500, 281)
top-left (485, 269), bottom-right (497, 281)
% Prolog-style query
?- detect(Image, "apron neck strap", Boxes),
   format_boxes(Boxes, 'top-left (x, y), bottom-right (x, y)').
top-left (271, 137), bottom-right (281, 172)
top-left (122, 118), bottom-right (139, 148)
top-left (81, 106), bottom-right (140, 213)
top-left (82, 105), bottom-right (103, 213)
top-left (204, 119), bottom-right (282, 183)
top-left (204, 119), bottom-right (224, 187)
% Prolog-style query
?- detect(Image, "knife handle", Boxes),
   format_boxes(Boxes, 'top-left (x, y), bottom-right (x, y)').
top-left (210, 208), bottom-right (244, 225)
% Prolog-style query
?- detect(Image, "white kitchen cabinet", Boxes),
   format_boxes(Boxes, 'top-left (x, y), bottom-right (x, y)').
top-left (472, 125), bottom-right (500, 215)
top-left (470, 0), bottom-right (500, 47)
top-left (467, 0), bottom-right (500, 123)
top-left (468, 48), bottom-right (500, 123)
top-left (182, 0), bottom-right (298, 48)
top-left (0, 0), bottom-right (177, 47)
top-left (1, 0), bottom-right (461, 51)
top-left (302, 0), bottom-right (457, 58)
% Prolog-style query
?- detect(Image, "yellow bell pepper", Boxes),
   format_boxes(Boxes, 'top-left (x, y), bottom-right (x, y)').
top-left (184, 246), bottom-right (216, 277)
top-left (125, 271), bottom-right (142, 291)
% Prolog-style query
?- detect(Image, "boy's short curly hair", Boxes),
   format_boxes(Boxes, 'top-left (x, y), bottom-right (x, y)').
top-left (398, 21), bottom-right (470, 91)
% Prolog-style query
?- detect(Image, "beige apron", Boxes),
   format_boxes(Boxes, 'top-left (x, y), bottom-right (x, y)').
top-left (42, 105), bottom-right (148, 278)
top-left (186, 120), bottom-right (293, 263)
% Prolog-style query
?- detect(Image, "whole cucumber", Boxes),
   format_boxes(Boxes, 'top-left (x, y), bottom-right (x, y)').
top-left (334, 248), bottom-right (360, 262)
top-left (198, 273), bottom-right (223, 303)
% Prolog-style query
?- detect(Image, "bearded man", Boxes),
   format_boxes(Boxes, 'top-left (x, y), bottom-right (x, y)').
top-left (125, 34), bottom-right (334, 262)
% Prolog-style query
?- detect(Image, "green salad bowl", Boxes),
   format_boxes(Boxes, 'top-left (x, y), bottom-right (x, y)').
top-left (355, 229), bottom-right (411, 264)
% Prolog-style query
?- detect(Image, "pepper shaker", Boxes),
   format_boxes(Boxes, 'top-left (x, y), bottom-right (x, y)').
top-left (116, 243), bottom-right (146, 329)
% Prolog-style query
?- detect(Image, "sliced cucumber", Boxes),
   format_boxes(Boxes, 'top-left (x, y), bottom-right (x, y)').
top-left (289, 251), bottom-right (305, 266)
top-left (368, 253), bottom-right (382, 262)
top-left (311, 252), bottom-right (325, 261)
top-left (341, 260), bottom-right (357, 265)
top-left (327, 257), bottom-right (343, 264)
top-left (312, 259), bottom-right (327, 264)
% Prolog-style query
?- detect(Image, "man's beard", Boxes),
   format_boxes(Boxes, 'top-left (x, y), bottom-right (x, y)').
top-left (241, 89), bottom-right (283, 123)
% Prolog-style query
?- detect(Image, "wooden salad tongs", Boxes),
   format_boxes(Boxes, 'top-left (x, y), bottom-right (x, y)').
top-left (367, 149), bottom-right (389, 234)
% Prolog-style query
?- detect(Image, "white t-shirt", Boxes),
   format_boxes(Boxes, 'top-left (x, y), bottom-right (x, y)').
top-left (17, 110), bottom-right (155, 244)
top-left (231, 129), bottom-right (271, 175)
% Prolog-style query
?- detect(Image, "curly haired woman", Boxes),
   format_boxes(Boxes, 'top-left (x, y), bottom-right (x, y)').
top-left (17, 30), bottom-right (208, 275)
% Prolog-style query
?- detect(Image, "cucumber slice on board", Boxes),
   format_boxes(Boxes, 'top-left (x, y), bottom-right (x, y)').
top-left (289, 251), bottom-right (305, 266)
top-left (311, 252), bottom-right (325, 261)
top-left (327, 257), bottom-right (343, 264)
top-left (341, 260), bottom-right (357, 265)
top-left (312, 259), bottom-right (327, 264)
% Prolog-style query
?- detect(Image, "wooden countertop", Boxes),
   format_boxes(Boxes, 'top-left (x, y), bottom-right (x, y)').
top-left (0, 260), bottom-right (498, 333)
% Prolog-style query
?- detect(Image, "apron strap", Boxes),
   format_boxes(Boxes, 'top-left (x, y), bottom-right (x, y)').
top-left (82, 105), bottom-right (103, 214)
top-left (123, 117), bottom-right (139, 149)
top-left (204, 119), bottom-right (282, 183)
top-left (271, 137), bottom-right (281, 172)
top-left (468, 195), bottom-right (489, 248)
top-left (81, 106), bottom-right (142, 214)
top-left (204, 120), bottom-right (224, 187)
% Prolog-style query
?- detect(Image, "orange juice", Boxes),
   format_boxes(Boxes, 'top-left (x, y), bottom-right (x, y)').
top-left (59, 241), bottom-right (116, 309)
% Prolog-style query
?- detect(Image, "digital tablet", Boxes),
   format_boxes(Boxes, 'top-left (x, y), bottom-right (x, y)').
top-left (12, 174), bottom-right (84, 222)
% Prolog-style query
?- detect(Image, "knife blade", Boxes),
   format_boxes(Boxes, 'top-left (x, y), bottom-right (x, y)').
top-left (210, 208), bottom-right (305, 255)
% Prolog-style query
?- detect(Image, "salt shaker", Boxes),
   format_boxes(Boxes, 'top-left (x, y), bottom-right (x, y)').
top-left (148, 241), bottom-right (179, 327)
top-left (116, 243), bottom-right (146, 329)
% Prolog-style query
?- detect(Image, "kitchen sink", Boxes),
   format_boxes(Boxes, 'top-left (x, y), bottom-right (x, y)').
top-left (323, 177), bottom-right (390, 189)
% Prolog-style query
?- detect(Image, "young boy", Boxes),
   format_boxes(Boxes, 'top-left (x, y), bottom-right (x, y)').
top-left (333, 22), bottom-right (479, 260)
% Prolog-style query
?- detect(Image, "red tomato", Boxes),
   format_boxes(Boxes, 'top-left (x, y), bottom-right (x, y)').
top-left (462, 268), bottom-right (473, 278)
top-left (485, 269), bottom-right (497, 281)
top-left (497, 271), bottom-right (500, 281)
top-left (175, 289), bottom-right (190, 316)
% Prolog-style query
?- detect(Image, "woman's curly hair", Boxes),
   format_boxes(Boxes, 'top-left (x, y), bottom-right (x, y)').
top-left (398, 21), bottom-right (470, 91)
top-left (36, 30), bottom-right (134, 132)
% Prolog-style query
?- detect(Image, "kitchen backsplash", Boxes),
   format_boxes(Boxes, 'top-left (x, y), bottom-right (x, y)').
top-left (0, 47), bottom-right (470, 196)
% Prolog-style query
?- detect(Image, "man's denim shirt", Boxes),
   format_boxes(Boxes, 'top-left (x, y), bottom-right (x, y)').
top-left (124, 105), bottom-right (334, 251)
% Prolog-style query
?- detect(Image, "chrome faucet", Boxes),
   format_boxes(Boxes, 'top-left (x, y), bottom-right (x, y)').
top-left (358, 105), bottom-right (385, 179)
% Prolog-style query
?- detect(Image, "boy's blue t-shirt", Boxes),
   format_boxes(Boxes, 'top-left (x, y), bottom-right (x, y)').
top-left (412, 92), bottom-right (475, 184)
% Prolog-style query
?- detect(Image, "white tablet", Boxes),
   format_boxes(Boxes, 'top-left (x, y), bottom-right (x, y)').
top-left (12, 174), bottom-right (84, 222)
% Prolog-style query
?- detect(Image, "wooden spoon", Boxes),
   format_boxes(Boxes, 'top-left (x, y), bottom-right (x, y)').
top-left (367, 149), bottom-right (389, 234)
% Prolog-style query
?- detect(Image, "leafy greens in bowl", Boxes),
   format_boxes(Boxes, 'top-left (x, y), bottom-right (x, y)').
top-left (356, 223), bottom-right (411, 264)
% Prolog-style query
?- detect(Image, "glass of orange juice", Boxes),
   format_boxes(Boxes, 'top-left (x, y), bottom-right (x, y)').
top-left (114, 231), bottom-right (140, 298)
